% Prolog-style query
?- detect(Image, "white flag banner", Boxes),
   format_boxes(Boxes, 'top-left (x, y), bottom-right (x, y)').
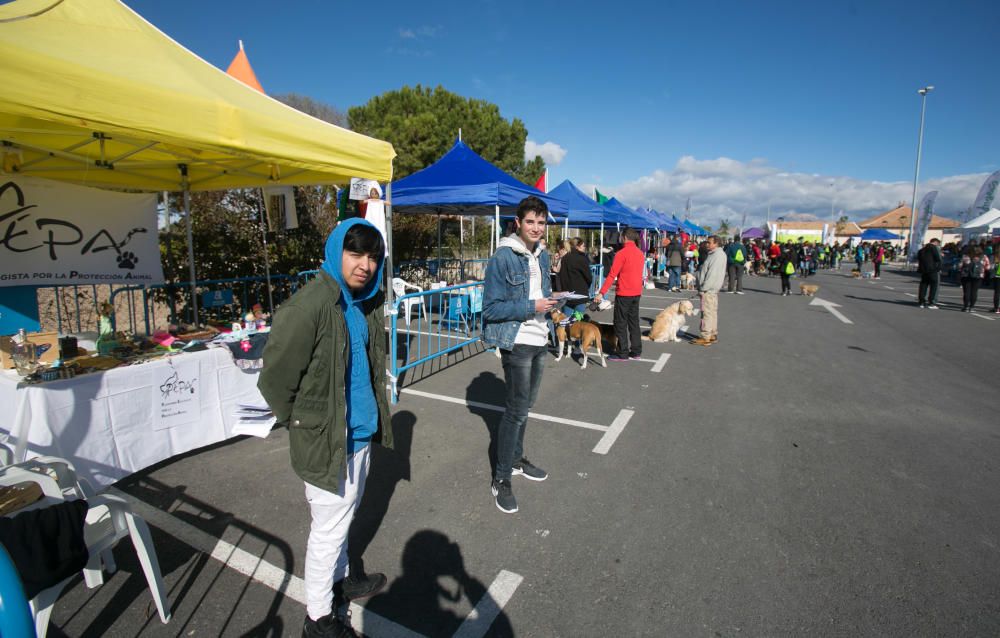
top-left (907, 190), bottom-right (938, 262)
top-left (970, 170), bottom-right (1000, 218)
top-left (0, 176), bottom-right (163, 287)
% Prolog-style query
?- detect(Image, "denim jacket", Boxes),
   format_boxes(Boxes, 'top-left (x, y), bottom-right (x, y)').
top-left (483, 236), bottom-right (552, 351)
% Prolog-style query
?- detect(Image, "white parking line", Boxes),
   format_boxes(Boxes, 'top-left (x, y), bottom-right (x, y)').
top-left (398, 388), bottom-right (635, 453)
top-left (453, 570), bottom-right (523, 638)
top-left (884, 286), bottom-right (895, 290)
top-left (651, 353), bottom-right (671, 373)
top-left (904, 293), bottom-right (917, 297)
top-left (112, 489), bottom-right (424, 638)
top-left (593, 409), bottom-right (635, 455)
top-left (400, 388), bottom-right (608, 432)
top-left (971, 313), bottom-right (996, 321)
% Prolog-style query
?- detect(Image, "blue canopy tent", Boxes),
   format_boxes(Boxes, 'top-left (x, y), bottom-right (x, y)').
top-left (389, 138), bottom-right (568, 264)
top-left (604, 197), bottom-right (649, 228)
top-left (860, 228), bottom-right (901, 241)
top-left (683, 220), bottom-right (707, 236)
top-left (650, 209), bottom-right (680, 232)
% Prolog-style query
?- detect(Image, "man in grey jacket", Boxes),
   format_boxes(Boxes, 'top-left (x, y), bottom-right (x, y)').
top-left (692, 235), bottom-right (725, 346)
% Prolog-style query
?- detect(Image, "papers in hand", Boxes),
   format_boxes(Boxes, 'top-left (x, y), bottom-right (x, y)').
top-left (233, 403), bottom-right (276, 438)
top-left (549, 292), bottom-right (589, 308)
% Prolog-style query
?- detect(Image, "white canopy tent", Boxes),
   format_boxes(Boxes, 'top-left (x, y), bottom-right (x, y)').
top-left (960, 209), bottom-right (1000, 241)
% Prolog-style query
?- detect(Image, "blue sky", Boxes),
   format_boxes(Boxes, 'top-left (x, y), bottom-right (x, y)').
top-left (126, 0), bottom-right (998, 225)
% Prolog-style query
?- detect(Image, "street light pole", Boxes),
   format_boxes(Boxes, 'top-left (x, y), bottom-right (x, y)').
top-left (907, 85), bottom-right (933, 262)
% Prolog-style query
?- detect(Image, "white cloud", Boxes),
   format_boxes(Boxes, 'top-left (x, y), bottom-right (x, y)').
top-left (525, 140), bottom-right (567, 166)
top-left (397, 28), bottom-right (416, 39)
top-left (601, 156), bottom-right (988, 227)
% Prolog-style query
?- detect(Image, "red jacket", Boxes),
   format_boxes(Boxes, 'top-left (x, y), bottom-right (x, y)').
top-left (599, 241), bottom-right (645, 297)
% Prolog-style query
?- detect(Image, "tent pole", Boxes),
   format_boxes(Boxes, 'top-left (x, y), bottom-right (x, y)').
top-left (495, 204), bottom-right (500, 249)
top-left (385, 181), bottom-right (395, 309)
top-left (599, 222), bottom-right (605, 281)
top-left (180, 165), bottom-right (199, 327)
top-left (459, 216), bottom-right (464, 277)
top-left (564, 215), bottom-right (569, 240)
top-left (436, 214), bottom-right (442, 275)
top-left (256, 188), bottom-right (275, 315)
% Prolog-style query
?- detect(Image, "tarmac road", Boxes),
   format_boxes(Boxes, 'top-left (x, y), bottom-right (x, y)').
top-left (48, 265), bottom-right (999, 637)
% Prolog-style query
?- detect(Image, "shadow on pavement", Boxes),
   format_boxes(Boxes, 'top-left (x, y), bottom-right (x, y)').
top-left (349, 410), bottom-right (416, 577)
top-left (465, 372), bottom-right (506, 478)
top-left (365, 529), bottom-right (513, 638)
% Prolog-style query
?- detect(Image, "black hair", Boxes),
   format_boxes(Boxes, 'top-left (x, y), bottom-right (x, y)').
top-left (516, 195), bottom-right (549, 221)
top-left (343, 223), bottom-right (384, 257)
top-left (623, 227), bottom-right (639, 242)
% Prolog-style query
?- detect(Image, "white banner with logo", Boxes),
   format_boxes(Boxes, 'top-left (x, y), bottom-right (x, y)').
top-left (970, 170), bottom-right (1000, 218)
top-left (907, 190), bottom-right (938, 262)
top-left (0, 175), bottom-right (163, 287)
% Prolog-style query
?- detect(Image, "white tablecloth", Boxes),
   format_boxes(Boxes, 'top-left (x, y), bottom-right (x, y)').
top-left (0, 347), bottom-right (266, 488)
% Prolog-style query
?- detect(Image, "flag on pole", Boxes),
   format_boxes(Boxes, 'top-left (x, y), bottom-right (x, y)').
top-left (970, 170), bottom-right (1000, 217)
top-left (907, 190), bottom-right (938, 262)
top-left (534, 169), bottom-right (547, 193)
top-left (595, 188), bottom-right (610, 204)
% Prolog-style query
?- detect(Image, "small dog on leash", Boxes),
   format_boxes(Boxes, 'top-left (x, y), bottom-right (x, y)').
top-left (551, 309), bottom-right (606, 369)
top-left (850, 269), bottom-right (862, 278)
top-left (680, 272), bottom-right (697, 290)
top-left (799, 283), bottom-right (819, 296)
top-left (643, 300), bottom-right (696, 342)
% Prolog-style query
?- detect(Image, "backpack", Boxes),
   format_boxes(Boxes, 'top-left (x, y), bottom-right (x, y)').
top-left (961, 258), bottom-right (983, 279)
top-left (784, 261), bottom-right (794, 275)
top-left (734, 247), bottom-right (744, 263)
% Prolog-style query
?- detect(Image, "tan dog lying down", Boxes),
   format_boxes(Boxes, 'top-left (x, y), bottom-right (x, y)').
top-left (551, 309), bottom-right (606, 369)
top-left (799, 283), bottom-right (819, 296)
top-left (643, 300), bottom-right (696, 342)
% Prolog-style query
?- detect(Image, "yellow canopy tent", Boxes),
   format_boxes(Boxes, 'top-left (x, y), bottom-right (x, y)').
top-left (0, 0), bottom-right (398, 319)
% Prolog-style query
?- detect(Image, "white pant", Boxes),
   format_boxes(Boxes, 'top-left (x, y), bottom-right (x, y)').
top-left (304, 445), bottom-right (370, 620)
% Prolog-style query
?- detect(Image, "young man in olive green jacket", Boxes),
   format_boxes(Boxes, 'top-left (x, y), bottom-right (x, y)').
top-left (259, 218), bottom-right (393, 638)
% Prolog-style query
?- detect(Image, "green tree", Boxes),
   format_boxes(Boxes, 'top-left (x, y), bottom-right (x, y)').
top-left (717, 219), bottom-right (731, 237)
top-left (348, 84), bottom-right (545, 183)
top-left (836, 214), bottom-right (850, 234)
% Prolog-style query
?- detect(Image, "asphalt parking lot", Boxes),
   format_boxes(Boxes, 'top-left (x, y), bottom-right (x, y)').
top-left (47, 265), bottom-right (1000, 637)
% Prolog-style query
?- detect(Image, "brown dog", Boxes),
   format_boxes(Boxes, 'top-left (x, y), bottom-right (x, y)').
top-left (799, 283), bottom-right (819, 296)
top-left (644, 299), bottom-right (696, 342)
top-left (551, 310), bottom-right (606, 369)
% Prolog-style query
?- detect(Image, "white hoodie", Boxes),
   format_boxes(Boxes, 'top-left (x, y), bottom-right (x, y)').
top-left (498, 234), bottom-right (549, 346)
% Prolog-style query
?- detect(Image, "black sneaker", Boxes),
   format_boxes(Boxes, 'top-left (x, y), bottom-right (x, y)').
top-left (336, 572), bottom-right (387, 601)
top-left (607, 354), bottom-right (630, 362)
top-left (512, 457), bottom-right (548, 481)
top-left (491, 479), bottom-right (518, 513)
top-left (302, 613), bottom-right (358, 638)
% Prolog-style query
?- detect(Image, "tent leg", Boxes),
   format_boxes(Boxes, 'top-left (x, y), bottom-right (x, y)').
top-left (257, 188), bottom-right (275, 315)
top-left (181, 167), bottom-right (199, 328)
top-left (385, 182), bottom-right (395, 309)
top-left (495, 204), bottom-right (500, 248)
top-left (436, 214), bottom-right (442, 277)
top-left (459, 216), bottom-right (464, 278)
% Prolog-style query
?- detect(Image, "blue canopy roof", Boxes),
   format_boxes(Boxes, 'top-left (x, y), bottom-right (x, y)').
top-left (548, 179), bottom-right (612, 226)
top-left (683, 219), bottom-right (707, 235)
top-left (604, 197), bottom-right (649, 228)
top-left (860, 228), bottom-right (901, 240)
top-left (390, 139), bottom-right (567, 216)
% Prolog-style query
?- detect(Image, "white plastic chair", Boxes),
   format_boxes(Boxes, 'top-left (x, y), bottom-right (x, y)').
top-left (392, 277), bottom-right (425, 326)
top-left (0, 463), bottom-right (172, 637)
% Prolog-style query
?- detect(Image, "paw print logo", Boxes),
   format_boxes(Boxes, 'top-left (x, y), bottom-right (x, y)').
top-left (117, 251), bottom-right (138, 269)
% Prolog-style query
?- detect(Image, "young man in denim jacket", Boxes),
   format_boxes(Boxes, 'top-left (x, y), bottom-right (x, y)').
top-left (482, 196), bottom-right (557, 514)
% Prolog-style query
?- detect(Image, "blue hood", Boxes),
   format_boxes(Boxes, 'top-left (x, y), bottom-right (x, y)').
top-left (322, 217), bottom-right (385, 303)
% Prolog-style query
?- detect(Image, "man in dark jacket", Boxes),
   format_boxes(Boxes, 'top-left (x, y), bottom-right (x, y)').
top-left (259, 218), bottom-right (392, 638)
top-left (665, 234), bottom-right (683, 291)
top-left (917, 237), bottom-right (942, 309)
top-left (558, 238), bottom-right (593, 314)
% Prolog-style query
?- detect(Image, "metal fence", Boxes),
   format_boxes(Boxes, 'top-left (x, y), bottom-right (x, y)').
top-left (37, 271), bottom-right (320, 336)
top-left (388, 281), bottom-right (485, 403)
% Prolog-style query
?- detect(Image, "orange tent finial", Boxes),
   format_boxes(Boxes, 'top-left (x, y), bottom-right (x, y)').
top-left (226, 41), bottom-right (264, 93)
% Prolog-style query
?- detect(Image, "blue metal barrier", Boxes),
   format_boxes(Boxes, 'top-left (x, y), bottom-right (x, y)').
top-left (588, 264), bottom-right (604, 296)
top-left (389, 281), bottom-right (485, 403)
